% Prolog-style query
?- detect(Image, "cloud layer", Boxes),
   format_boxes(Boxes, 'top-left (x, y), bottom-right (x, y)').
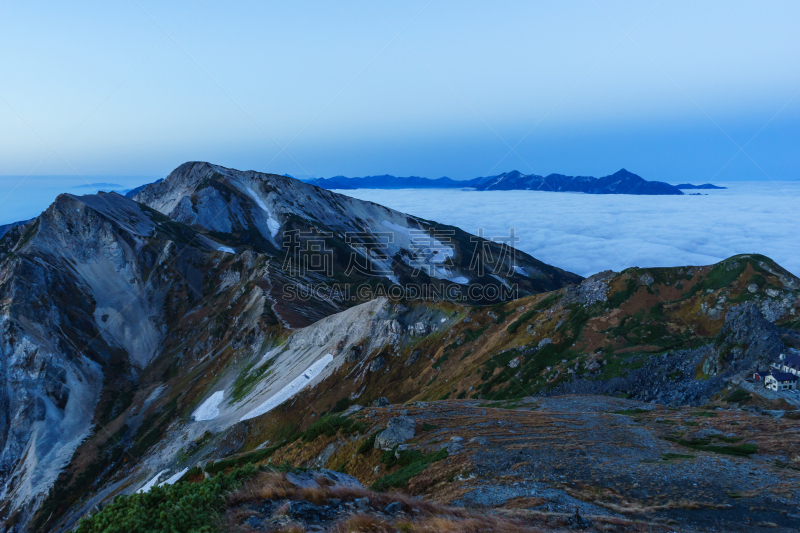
top-left (333, 182), bottom-right (800, 277)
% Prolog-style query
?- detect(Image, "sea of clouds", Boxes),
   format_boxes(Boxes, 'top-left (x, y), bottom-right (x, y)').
top-left (333, 182), bottom-right (800, 278)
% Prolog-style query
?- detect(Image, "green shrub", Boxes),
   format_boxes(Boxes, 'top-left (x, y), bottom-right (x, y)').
top-left (357, 432), bottom-right (379, 454)
top-left (724, 389), bottom-right (751, 403)
top-left (506, 308), bottom-right (537, 334)
top-left (301, 415), bottom-right (366, 442)
top-left (372, 448), bottom-right (448, 491)
top-left (668, 437), bottom-right (757, 457)
top-left (76, 467), bottom-right (255, 533)
top-left (661, 453), bottom-right (694, 460)
top-left (612, 408), bottom-right (650, 416)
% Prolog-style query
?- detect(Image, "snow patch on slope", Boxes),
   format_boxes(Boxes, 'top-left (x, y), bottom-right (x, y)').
top-left (192, 391), bottom-right (225, 421)
top-left (245, 186), bottom-right (281, 237)
top-left (380, 220), bottom-right (454, 275)
top-left (159, 468), bottom-right (189, 487)
top-left (137, 470), bottom-right (167, 493)
top-left (217, 245), bottom-right (235, 253)
top-left (240, 354), bottom-right (334, 421)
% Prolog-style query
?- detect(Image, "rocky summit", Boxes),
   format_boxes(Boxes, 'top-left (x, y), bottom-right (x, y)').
top-left (0, 163), bottom-right (798, 533)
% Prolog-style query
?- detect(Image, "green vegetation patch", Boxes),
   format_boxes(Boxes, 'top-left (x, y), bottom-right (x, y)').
top-left (612, 408), bottom-right (651, 416)
top-left (680, 259), bottom-right (747, 301)
top-left (207, 415), bottom-right (365, 474)
top-left (230, 354), bottom-right (278, 402)
top-left (667, 436), bottom-right (756, 457)
top-left (606, 278), bottom-right (637, 308)
top-left (724, 389), bottom-right (752, 403)
top-left (372, 447), bottom-right (448, 491)
top-left (205, 445), bottom-right (282, 474)
top-left (507, 308), bottom-right (538, 334)
top-left (300, 415), bottom-right (367, 443)
top-left (357, 432), bottom-right (379, 454)
top-left (661, 453), bottom-right (695, 461)
top-left (76, 466), bottom-right (255, 533)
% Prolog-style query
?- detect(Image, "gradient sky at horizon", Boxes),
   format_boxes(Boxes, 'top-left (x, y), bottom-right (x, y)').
top-left (1, 1), bottom-right (798, 184)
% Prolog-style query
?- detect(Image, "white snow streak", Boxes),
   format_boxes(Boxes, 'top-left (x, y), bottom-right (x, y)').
top-left (192, 391), bottom-right (225, 421)
top-left (137, 470), bottom-right (166, 493)
top-left (380, 220), bottom-right (454, 271)
top-left (217, 245), bottom-right (236, 253)
top-left (159, 468), bottom-right (189, 487)
top-left (246, 186), bottom-right (280, 237)
top-left (240, 354), bottom-right (334, 421)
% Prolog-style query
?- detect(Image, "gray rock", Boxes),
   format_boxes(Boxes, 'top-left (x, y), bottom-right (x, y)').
top-left (369, 356), bottom-right (386, 372)
top-left (286, 469), bottom-right (363, 490)
top-left (343, 404), bottom-right (363, 414)
top-left (354, 497), bottom-right (370, 509)
top-left (562, 275), bottom-right (610, 305)
top-left (385, 502), bottom-right (402, 514)
top-left (747, 283), bottom-right (758, 293)
top-left (288, 500), bottom-right (325, 521)
top-left (537, 338), bottom-right (552, 349)
top-left (411, 321), bottom-right (429, 337)
top-left (702, 303), bottom-right (785, 376)
top-left (405, 349), bottom-right (420, 367)
top-left (760, 299), bottom-right (788, 322)
top-left (244, 516), bottom-right (264, 529)
top-left (444, 441), bottom-right (463, 455)
top-left (375, 415), bottom-right (416, 450)
top-left (372, 397), bottom-right (390, 407)
top-left (345, 345), bottom-right (363, 363)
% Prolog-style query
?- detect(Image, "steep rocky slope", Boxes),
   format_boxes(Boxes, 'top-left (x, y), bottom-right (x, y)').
top-left (51, 252), bottom-right (800, 532)
top-left (0, 163), bottom-right (580, 531)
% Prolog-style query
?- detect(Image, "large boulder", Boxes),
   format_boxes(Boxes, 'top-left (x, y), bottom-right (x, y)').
top-left (374, 416), bottom-right (416, 450)
top-left (702, 303), bottom-right (785, 376)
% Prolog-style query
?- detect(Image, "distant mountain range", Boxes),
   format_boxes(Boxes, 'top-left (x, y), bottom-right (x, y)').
top-left (675, 183), bottom-right (727, 190)
top-left (70, 182), bottom-right (125, 190)
top-left (307, 169), bottom-right (720, 195)
top-left (306, 174), bottom-right (471, 190)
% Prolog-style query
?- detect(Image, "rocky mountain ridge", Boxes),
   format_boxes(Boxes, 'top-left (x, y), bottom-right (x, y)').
top-left (308, 168), bottom-right (687, 195)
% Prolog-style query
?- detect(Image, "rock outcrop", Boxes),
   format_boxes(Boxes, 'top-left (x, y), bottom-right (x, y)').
top-left (702, 303), bottom-right (785, 376)
top-left (375, 416), bottom-right (416, 450)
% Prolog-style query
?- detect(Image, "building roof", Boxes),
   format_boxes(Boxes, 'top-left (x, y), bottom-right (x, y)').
top-left (782, 354), bottom-right (800, 367)
top-left (768, 372), bottom-right (799, 382)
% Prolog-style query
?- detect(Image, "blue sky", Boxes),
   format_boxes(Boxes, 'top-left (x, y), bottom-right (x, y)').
top-left (1, 0), bottom-right (798, 185)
